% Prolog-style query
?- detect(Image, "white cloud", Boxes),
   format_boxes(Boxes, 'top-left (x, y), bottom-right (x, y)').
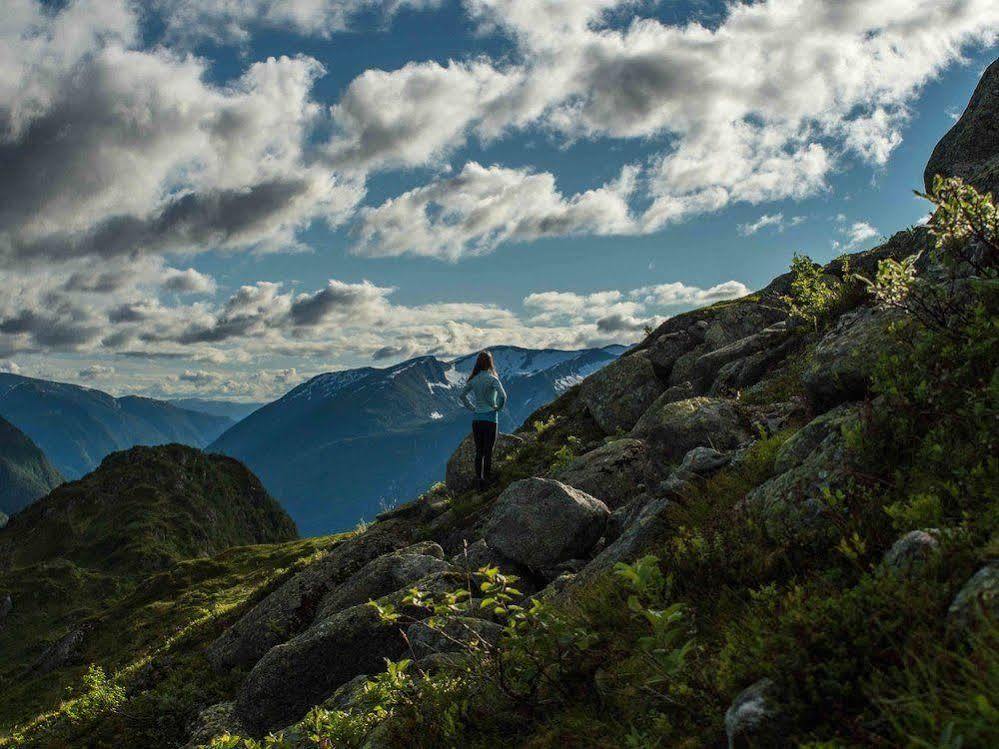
top-left (354, 162), bottom-right (640, 259)
top-left (832, 220), bottom-right (880, 250)
top-left (78, 364), bottom-right (115, 380)
top-left (739, 213), bottom-right (785, 236)
top-left (0, 361), bottom-right (21, 374)
top-left (161, 268), bottom-right (217, 295)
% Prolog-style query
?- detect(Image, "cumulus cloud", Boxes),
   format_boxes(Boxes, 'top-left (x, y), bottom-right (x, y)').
top-left (354, 162), bottom-right (640, 259)
top-left (161, 268), bottom-right (217, 295)
top-left (833, 220), bottom-right (881, 250)
top-left (78, 364), bottom-right (115, 380)
top-left (739, 213), bottom-right (785, 236)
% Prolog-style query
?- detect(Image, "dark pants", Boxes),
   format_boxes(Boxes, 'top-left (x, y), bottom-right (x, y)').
top-left (472, 419), bottom-right (498, 487)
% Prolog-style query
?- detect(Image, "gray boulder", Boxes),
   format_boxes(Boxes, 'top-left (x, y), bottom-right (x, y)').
top-left (484, 478), bottom-right (609, 569)
top-left (880, 530), bottom-right (940, 577)
top-left (406, 616), bottom-right (503, 658)
top-left (678, 446), bottom-right (731, 476)
top-left (948, 563), bottom-right (998, 633)
top-left (647, 328), bottom-right (703, 377)
top-left (314, 545), bottom-right (452, 623)
top-left (725, 678), bottom-right (782, 748)
top-left (741, 405), bottom-right (861, 547)
top-left (632, 396), bottom-right (751, 462)
top-left (686, 325), bottom-right (791, 393)
top-left (774, 404), bottom-right (857, 475)
top-left (445, 432), bottom-right (524, 494)
top-left (552, 438), bottom-right (661, 509)
top-left (924, 58), bottom-right (999, 199)
top-left (802, 307), bottom-right (898, 410)
top-left (208, 520), bottom-right (413, 671)
top-left (579, 351), bottom-right (663, 434)
top-left (182, 701), bottom-right (249, 749)
top-left (236, 570), bottom-right (465, 732)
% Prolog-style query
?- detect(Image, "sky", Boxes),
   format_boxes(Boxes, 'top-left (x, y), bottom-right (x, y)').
top-left (1, 0), bottom-right (996, 402)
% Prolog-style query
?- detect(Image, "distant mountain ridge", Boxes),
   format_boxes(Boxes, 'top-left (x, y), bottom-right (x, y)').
top-left (210, 345), bottom-right (625, 534)
top-left (0, 416), bottom-right (63, 517)
top-left (0, 374), bottom-right (233, 481)
top-left (169, 398), bottom-right (265, 421)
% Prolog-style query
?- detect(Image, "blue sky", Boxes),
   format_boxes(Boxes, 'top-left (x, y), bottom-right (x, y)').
top-left (1, 1), bottom-right (996, 400)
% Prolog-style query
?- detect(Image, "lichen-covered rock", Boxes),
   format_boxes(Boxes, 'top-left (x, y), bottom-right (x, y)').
top-left (406, 616), bottom-right (503, 658)
top-left (924, 58), bottom-right (999, 199)
top-left (802, 307), bottom-right (899, 410)
top-left (646, 328), bottom-right (703, 376)
top-left (552, 438), bottom-right (660, 509)
top-left (182, 701), bottom-right (249, 749)
top-left (314, 545), bottom-right (452, 622)
top-left (725, 678), bottom-right (782, 748)
top-left (579, 351), bottom-right (663, 434)
top-left (678, 446), bottom-right (731, 476)
top-left (880, 530), bottom-right (940, 577)
top-left (774, 404), bottom-right (857, 475)
top-left (445, 432), bottom-right (524, 494)
top-left (686, 325), bottom-right (791, 393)
top-left (484, 478), bottom-right (609, 569)
top-left (948, 563), bottom-right (999, 633)
top-left (631, 396), bottom-right (751, 462)
top-left (741, 405), bottom-right (862, 547)
top-left (450, 539), bottom-right (518, 573)
top-left (208, 520), bottom-right (413, 671)
top-left (236, 571), bottom-right (465, 732)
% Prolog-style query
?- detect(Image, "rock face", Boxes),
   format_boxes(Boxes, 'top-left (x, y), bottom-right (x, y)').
top-left (632, 396), bottom-right (750, 462)
top-left (552, 438), bottom-right (659, 509)
top-left (802, 307), bottom-right (898, 410)
top-left (484, 478), bottom-right (609, 569)
top-left (579, 351), bottom-right (663, 434)
top-left (445, 432), bottom-right (524, 494)
top-left (948, 563), bottom-right (998, 633)
top-left (313, 543), bottom-right (451, 623)
top-left (209, 520), bottom-right (413, 671)
top-left (725, 678), bottom-right (781, 748)
top-left (924, 57), bottom-right (999, 199)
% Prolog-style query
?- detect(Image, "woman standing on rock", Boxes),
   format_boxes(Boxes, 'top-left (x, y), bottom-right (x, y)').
top-left (460, 351), bottom-right (507, 490)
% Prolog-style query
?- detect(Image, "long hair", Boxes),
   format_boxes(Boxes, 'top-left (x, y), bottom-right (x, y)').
top-left (468, 350), bottom-right (496, 382)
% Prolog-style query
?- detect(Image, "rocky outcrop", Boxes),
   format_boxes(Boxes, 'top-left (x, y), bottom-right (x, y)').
top-left (551, 438), bottom-right (660, 509)
top-left (924, 58), bottom-right (999, 199)
top-left (406, 616), bottom-right (503, 658)
top-left (725, 678), bottom-right (782, 748)
top-left (632, 396), bottom-right (750, 462)
top-left (209, 520), bottom-right (414, 671)
top-left (445, 432), bottom-right (524, 494)
top-left (802, 307), bottom-right (898, 410)
top-left (579, 351), bottom-right (663, 433)
top-left (313, 543), bottom-right (451, 623)
top-left (484, 478), bottom-right (609, 569)
top-left (947, 563), bottom-right (998, 633)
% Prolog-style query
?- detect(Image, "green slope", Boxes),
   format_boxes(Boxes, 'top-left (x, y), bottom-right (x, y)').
top-left (0, 416), bottom-right (63, 516)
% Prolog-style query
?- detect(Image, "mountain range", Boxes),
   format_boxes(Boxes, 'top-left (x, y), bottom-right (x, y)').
top-left (0, 374), bottom-right (233, 481)
top-left (210, 345), bottom-right (625, 534)
top-left (0, 416), bottom-right (63, 519)
top-left (168, 399), bottom-right (265, 422)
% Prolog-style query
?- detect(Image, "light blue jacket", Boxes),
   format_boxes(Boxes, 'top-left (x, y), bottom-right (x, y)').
top-left (459, 371), bottom-right (507, 423)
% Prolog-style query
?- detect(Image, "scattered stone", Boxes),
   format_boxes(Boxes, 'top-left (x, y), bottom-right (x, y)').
top-left (725, 678), bottom-right (782, 748)
top-left (678, 446), bottom-right (731, 476)
top-left (579, 351), bottom-right (664, 434)
top-left (552, 438), bottom-right (660, 509)
top-left (948, 563), bottom-right (998, 633)
top-left (484, 478), bottom-right (609, 569)
top-left (445, 432), bottom-right (524, 494)
top-left (632, 396), bottom-right (751, 462)
top-left (880, 530), bottom-right (940, 577)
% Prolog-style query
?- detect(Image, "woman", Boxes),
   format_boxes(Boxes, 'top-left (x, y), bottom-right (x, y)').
top-left (459, 351), bottom-right (507, 490)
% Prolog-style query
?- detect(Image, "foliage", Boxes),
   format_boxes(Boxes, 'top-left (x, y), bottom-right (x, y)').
top-left (549, 436), bottom-right (581, 473)
top-left (781, 254), bottom-right (854, 331)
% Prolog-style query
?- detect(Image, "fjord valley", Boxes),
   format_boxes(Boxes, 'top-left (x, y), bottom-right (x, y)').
top-left (1, 58), bottom-right (997, 748)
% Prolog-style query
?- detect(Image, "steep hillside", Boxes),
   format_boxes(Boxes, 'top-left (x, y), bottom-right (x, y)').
top-left (0, 415), bottom-right (63, 516)
top-left (2, 62), bottom-right (997, 749)
top-left (210, 346), bottom-right (622, 534)
top-left (0, 375), bottom-right (233, 479)
top-left (169, 399), bottom-right (265, 422)
top-left (0, 444), bottom-right (300, 729)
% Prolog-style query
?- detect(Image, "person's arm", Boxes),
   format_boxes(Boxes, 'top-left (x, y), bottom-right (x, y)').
top-left (493, 377), bottom-right (507, 412)
top-left (459, 380), bottom-right (475, 411)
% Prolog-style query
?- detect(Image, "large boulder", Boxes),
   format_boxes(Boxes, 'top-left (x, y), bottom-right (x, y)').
top-left (947, 563), bottom-right (998, 634)
top-left (208, 520), bottom-right (413, 671)
top-left (802, 307), bottom-right (898, 411)
top-left (182, 702), bottom-right (248, 749)
top-left (924, 58), bottom-right (999, 199)
top-left (740, 405), bottom-right (861, 547)
top-left (313, 544), bottom-right (451, 623)
top-left (880, 530), bottom-right (940, 578)
top-left (683, 325), bottom-right (791, 393)
top-left (236, 570), bottom-right (465, 732)
top-left (773, 404), bottom-right (857, 475)
top-left (445, 432), bottom-right (524, 494)
top-left (579, 351), bottom-right (663, 434)
top-left (406, 616), bottom-right (503, 658)
top-left (484, 478), bottom-right (609, 569)
top-left (725, 678), bottom-right (783, 748)
top-left (551, 438), bottom-right (661, 509)
top-left (631, 396), bottom-right (751, 462)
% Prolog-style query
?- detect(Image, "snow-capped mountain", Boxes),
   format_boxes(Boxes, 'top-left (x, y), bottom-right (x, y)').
top-left (209, 345), bottom-right (624, 534)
